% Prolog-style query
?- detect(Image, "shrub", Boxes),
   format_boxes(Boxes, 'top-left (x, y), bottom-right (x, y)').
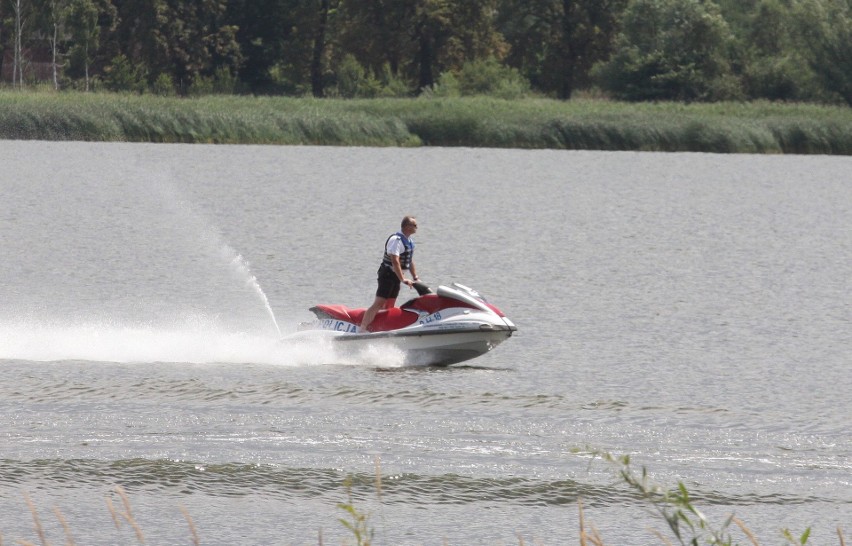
top-left (744, 55), bottom-right (824, 102)
top-left (151, 73), bottom-right (176, 97)
top-left (189, 67), bottom-right (240, 96)
top-left (424, 72), bottom-right (461, 98)
top-left (378, 64), bottom-right (412, 98)
top-left (102, 54), bottom-right (146, 94)
top-left (424, 58), bottom-right (531, 99)
top-left (335, 54), bottom-right (381, 99)
top-left (456, 58), bottom-right (531, 99)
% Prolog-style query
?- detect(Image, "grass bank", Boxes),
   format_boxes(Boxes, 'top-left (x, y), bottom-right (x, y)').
top-left (1, 91), bottom-right (851, 154)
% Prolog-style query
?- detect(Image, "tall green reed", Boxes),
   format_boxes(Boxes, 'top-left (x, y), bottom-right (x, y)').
top-left (1, 91), bottom-right (850, 153)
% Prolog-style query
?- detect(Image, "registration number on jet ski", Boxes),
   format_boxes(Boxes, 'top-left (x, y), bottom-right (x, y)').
top-left (419, 311), bottom-right (442, 325)
top-left (320, 319), bottom-right (358, 332)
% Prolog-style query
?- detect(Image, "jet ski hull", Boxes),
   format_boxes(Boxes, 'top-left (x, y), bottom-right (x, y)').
top-left (333, 323), bottom-right (514, 366)
top-left (295, 283), bottom-right (517, 366)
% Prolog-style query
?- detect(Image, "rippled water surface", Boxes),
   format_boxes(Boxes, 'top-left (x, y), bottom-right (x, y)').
top-left (1, 141), bottom-right (850, 545)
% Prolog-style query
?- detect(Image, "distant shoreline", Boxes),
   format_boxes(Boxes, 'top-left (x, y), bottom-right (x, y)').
top-left (2, 91), bottom-right (850, 154)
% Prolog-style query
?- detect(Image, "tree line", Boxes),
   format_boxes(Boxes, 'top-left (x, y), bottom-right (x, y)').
top-left (1, 0), bottom-right (850, 105)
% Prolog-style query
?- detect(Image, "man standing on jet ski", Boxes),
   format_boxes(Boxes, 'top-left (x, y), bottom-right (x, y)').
top-left (361, 216), bottom-right (420, 331)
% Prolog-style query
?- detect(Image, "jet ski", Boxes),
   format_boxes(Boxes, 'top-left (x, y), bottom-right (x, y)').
top-left (296, 282), bottom-right (517, 366)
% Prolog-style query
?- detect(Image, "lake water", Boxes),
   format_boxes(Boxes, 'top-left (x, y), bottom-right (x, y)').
top-left (1, 141), bottom-right (850, 545)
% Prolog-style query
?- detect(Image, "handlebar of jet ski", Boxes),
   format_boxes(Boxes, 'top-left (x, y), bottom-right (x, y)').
top-left (412, 280), bottom-right (433, 296)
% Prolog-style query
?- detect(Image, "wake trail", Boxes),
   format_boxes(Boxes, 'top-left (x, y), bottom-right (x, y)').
top-left (0, 321), bottom-right (406, 368)
top-left (0, 320), bottom-right (309, 366)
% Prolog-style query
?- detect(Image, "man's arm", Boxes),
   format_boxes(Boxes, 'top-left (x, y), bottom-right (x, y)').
top-left (391, 255), bottom-right (413, 285)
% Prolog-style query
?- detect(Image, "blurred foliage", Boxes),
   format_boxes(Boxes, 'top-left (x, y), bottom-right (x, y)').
top-left (0, 0), bottom-right (850, 103)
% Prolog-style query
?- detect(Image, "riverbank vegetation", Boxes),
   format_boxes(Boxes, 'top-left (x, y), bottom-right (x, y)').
top-left (6, 454), bottom-right (848, 545)
top-left (1, 0), bottom-right (850, 106)
top-left (3, 0), bottom-right (850, 154)
top-left (2, 91), bottom-right (851, 154)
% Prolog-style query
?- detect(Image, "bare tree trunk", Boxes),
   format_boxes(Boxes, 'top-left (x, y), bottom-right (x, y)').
top-left (13, 0), bottom-right (25, 88)
top-left (560, 0), bottom-right (576, 100)
top-left (311, 0), bottom-right (330, 98)
top-left (416, 25), bottom-right (434, 91)
top-left (52, 21), bottom-right (60, 90)
top-left (84, 42), bottom-right (90, 91)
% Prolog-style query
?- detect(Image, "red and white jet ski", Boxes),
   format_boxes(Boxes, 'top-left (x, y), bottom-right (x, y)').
top-left (296, 282), bottom-right (516, 366)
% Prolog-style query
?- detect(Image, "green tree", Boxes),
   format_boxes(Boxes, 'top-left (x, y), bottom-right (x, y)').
top-left (102, 52), bottom-right (145, 91)
top-left (739, 0), bottom-right (823, 101)
top-left (110, 0), bottom-right (169, 84)
top-left (27, 0), bottom-right (72, 89)
top-left (333, 0), bottom-right (506, 93)
top-left (497, 0), bottom-right (626, 98)
top-left (66, 0), bottom-right (100, 89)
top-left (160, 0), bottom-right (241, 90)
top-left (7, 0), bottom-right (29, 87)
top-left (335, 0), bottom-right (414, 80)
top-left (594, 0), bottom-right (742, 101)
top-left (225, 0), bottom-right (314, 93)
top-left (310, 0), bottom-right (334, 97)
top-left (46, 0), bottom-right (70, 88)
top-left (110, 0), bottom-right (239, 93)
top-left (412, 0), bottom-right (508, 90)
top-left (794, 0), bottom-right (852, 105)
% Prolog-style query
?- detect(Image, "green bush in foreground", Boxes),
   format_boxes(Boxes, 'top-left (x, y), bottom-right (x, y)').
top-left (1, 91), bottom-right (851, 154)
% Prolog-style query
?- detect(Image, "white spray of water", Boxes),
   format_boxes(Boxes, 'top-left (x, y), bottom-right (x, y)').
top-left (148, 173), bottom-right (283, 337)
top-left (221, 246), bottom-right (281, 337)
top-left (0, 319), bottom-right (332, 366)
top-left (0, 165), bottom-right (411, 368)
top-left (0, 320), bottom-right (410, 368)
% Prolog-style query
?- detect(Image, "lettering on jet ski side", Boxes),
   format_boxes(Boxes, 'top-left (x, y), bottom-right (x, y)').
top-left (418, 311), bottom-right (442, 325)
top-left (320, 319), bottom-right (358, 332)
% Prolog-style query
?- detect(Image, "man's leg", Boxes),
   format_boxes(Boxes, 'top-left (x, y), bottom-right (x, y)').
top-left (361, 296), bottom-right (388, 332)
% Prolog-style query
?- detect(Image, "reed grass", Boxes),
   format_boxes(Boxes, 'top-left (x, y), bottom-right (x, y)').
top-left (1, 90), bottom-right (850, 154)
top-left (4, 458), bottom-right (849, 545)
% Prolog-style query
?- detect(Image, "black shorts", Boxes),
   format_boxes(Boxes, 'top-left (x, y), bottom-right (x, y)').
top-left (376, 266), bottom-right (401, 299)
